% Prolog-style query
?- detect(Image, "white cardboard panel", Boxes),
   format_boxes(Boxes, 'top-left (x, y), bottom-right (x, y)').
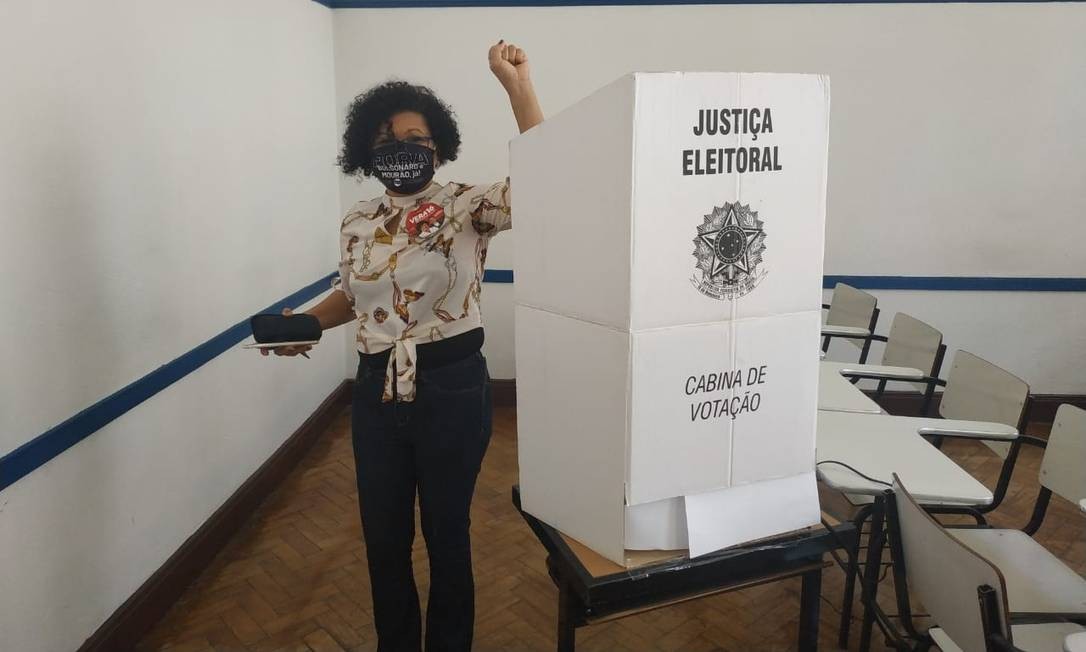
top-left (628, 322), bottom-right (734, 506)
top-left (684, 471), bottom-right (820, 558)
top-left (629, 72), bottom-right (739, 330)
top-left (515, 305), bottom-right (630, 564)
top-left (729, 74), bottom-right (829, 320)
top-left (625, 496), bottom-right (689, 550)
top-left (514, 72), bottom-right (829, 564)
top-left (509, 75), bottom-right (635, 330)
top-left (730, 310), bottom-right (821, 484)
top-left (631, 73), bottom-right (830, 330)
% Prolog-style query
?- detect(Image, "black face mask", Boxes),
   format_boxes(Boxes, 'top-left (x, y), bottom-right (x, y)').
top-left (371, 140), bottom-right (435, 194)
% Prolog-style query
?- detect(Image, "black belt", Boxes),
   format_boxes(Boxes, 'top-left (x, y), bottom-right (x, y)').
top-left (358, 327), bottom-right (484, 370)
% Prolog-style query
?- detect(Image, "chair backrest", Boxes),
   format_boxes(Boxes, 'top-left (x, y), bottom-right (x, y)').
top-left (939, 351), bottom-right (1029, 458)
top-left (1040, 404), bottom-right (1086, 504)
top-left (891, 475), bottom-right (1012, 652)
top-left (881, 312), bottom-right (943, 392)
top-left (825, 283), bottom-right (878, 350)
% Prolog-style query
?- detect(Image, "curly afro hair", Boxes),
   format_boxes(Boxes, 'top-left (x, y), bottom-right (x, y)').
top-left (338, 81), bottom-right (461, 178)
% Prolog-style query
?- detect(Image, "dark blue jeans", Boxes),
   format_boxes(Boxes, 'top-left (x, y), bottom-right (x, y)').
top-left (351, 350), bottom-right (493, 652)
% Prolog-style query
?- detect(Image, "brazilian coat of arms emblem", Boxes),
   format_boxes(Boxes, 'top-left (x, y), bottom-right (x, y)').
top-left (691, 202), bottom-right (767, 300)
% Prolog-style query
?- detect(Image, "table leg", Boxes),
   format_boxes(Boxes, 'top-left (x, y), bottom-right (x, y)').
top-left (557, 579), bottom-right (577, 652)
top-left (798, 564), bottom-right (823, 652)
top-left (859, 495), bottom-right (888, 652)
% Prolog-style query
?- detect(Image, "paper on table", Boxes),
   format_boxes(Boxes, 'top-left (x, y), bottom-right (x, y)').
top-left (625, 496), bottom-right (689, 550)
top-left (684, 472), bottom-right (820, 558)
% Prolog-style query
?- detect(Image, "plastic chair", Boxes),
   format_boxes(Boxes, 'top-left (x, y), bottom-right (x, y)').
top-left (822, 283), bottom-right (880, 363)
top-left (882, 474), bottom-right (1084, 652)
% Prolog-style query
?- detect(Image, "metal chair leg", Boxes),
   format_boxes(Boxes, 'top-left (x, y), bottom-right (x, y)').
top-left (838, 505), bottom-right (873, 649)
top-left (860, 496), bottom-right (889, 652)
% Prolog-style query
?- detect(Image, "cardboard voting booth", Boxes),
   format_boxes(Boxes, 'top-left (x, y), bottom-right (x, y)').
top-left (511, 72), bottom-right (830, 566)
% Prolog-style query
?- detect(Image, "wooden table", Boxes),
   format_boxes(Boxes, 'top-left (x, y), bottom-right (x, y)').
top-left (513, 486), bottom-right (858, 652)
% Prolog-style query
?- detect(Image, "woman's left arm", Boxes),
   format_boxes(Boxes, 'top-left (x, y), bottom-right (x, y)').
top-left (488, 40), bottom-right (544, 133)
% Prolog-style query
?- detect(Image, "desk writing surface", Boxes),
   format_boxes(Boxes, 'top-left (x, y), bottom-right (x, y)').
top-left (817, 362), bottom-right (883, 414)
top-left (912, 418), bottom-right (1018, 441)
top-left (816, 411), bottom-right (992, 504)
top-left (827, 361), bottom-right (926, 381)
top-left (821, 325), bottom-right (870, 338)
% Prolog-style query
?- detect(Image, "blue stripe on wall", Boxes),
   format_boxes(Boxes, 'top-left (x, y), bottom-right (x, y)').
top-left (315, 0), bottom-right (1078, 7)
top-left (822, 276), bottom-right (1086, 292)
top-left (3, 268), bottom-right (1082, 492)
top-left (482, 268), bottom-right (515, 284)
top-left (0, 273), bottom-right (337, 493)
top-left (482, 270), bottom-right (1086, 292)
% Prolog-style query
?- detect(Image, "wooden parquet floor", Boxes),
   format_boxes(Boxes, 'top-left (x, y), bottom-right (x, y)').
top-left (137, 407), bottom-right (1085, 652)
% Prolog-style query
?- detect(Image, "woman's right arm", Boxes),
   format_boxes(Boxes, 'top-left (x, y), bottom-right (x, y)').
top-left (305, 288), bottom-right (357, 330)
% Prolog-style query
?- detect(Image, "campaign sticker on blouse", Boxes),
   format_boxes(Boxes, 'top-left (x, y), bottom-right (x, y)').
top-left (405, 202), bottom-right (446, 240)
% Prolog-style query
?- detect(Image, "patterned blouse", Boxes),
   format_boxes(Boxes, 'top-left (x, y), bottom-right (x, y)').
top-left (331, 180), bottom-right (511, 402)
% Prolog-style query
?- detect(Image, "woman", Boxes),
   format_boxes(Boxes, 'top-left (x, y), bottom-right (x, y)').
top-left (261, 41), bottom-right (543, 652)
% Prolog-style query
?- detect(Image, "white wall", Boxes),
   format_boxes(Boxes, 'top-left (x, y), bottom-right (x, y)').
top-left (331, 2), bottom-right (1086, 391)
top-left (0, 1), bottom-right (343, 650)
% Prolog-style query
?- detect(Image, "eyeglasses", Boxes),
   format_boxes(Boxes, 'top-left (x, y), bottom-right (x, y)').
top-left (373, 135), bottom-right (435, 149)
